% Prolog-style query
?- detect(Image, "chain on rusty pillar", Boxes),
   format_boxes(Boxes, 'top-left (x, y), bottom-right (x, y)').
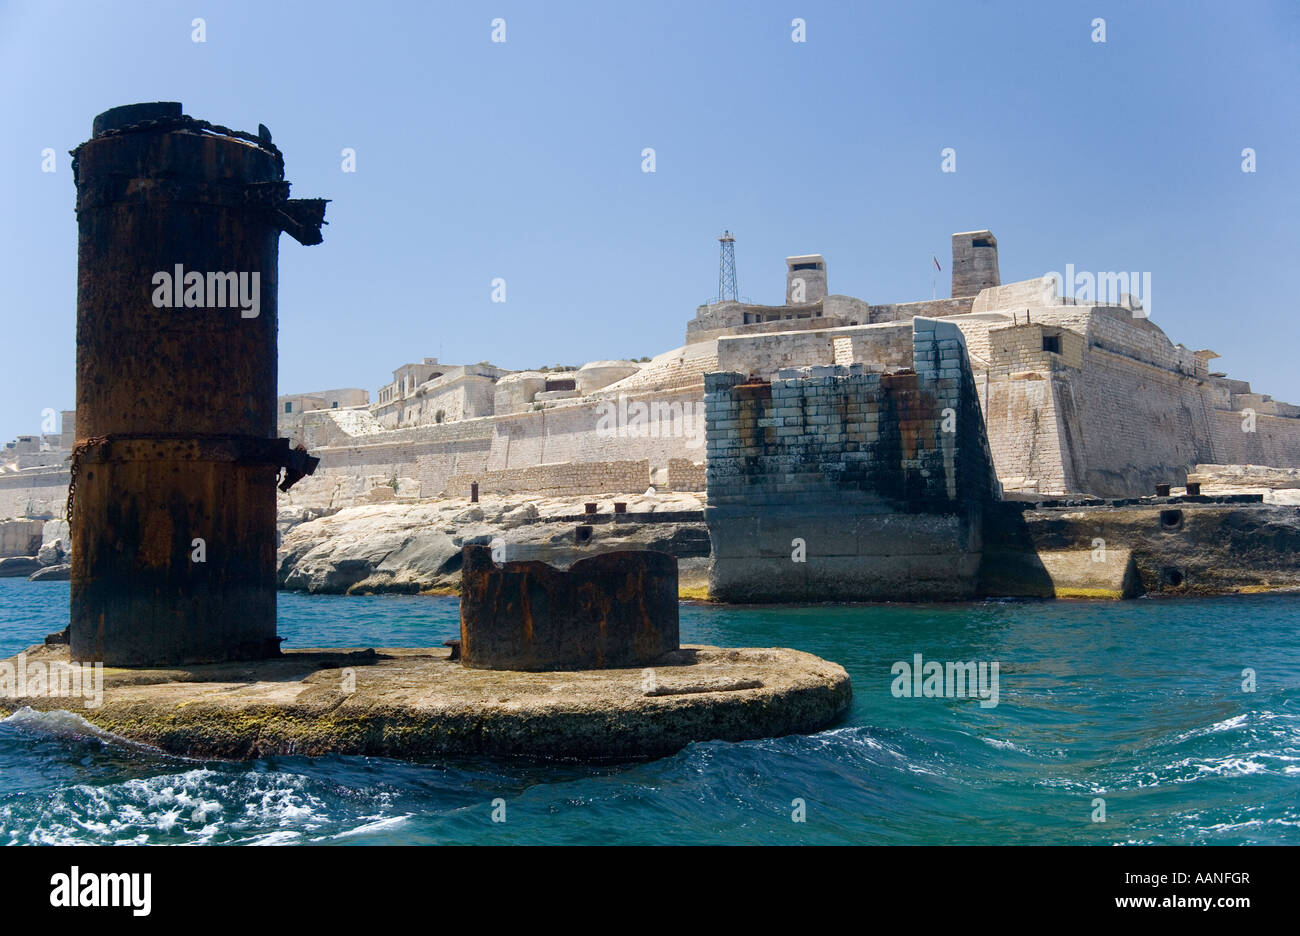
top-left (68, 102), bottom-right (327, 666)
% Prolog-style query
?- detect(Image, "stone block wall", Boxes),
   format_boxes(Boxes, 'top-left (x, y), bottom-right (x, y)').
top-left (970, 276), bottom-right (1056, 314)
top-left (1209, 409), bottom-right (1300, 468)
top-left (0, 467), bottom-right (68, 520)
top-left (961, 303), bottom-right (1300, 498)
top-left (0, 518), bottom-right (45, 556)
top-left (666, 458), bottom-right (706, 491)
top-left (981, 372), bottom-right (1074, 494)
top-left (275, 385), bottom-right (707, 508)
top-left (705, 318), bottom-right (997, 601)
top-left (867, 297), bottom-right (974, 323)
top-left (444, 459), bottom-right (651, 499)
top-left (716, 322), bottom-right (914, 380)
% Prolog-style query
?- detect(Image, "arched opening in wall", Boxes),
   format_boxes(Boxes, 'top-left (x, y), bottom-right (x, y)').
top-left (435, 410), bottom-right (445, 424)
top-left (1159, 509), bottom-right (1183, 531)
top-left (1161, 566), bottom-right (1185, 588)
top-left (574, 525), bottom-right (593, 544)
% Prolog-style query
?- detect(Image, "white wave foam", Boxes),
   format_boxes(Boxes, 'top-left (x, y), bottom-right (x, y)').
top-left (1170, 713), bottom-right (1249, 745)
top-left (332, 814), bottom-right (410, 839)
top-left (3, 766), bottom-right (346, 845)
top-left (981, 737), bottom-right (1030, 754)
top-left (1, 706), bottom-right (164, 754)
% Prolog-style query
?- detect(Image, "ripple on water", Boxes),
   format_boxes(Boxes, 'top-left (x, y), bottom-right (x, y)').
top-left (1, 580), bottom-right (1299, 844)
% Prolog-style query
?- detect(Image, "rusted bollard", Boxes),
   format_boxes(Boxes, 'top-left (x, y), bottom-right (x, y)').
top-left (459, 545), bottom-right (679, 671)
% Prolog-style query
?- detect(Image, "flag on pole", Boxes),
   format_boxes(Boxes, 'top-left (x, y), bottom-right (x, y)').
top-left (933, 254), bottom-right (942, 271)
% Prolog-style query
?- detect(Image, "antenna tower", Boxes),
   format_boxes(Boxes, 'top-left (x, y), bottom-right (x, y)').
top-left (716, 230), bottom-right (738, 302)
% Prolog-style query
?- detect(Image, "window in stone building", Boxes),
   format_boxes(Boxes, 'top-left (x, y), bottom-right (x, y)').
top-left (972, 238), bottom-right (993, 248)
top-left (332, 402), bottom-right (338, 408)
top-left (791, 262), bottom-right (822, 271)
top-left (1042, 335), bottom-right (1061, 354)
top-left (545, 378), bottom-right (576, 392)
top-left (285, 401), bottom-right (292, 413)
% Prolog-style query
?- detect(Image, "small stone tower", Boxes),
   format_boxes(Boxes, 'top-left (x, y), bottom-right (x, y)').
top-left (786, 254), bottom-right (827, 305)
top-left (951, 231), bottom-right (1000, 298)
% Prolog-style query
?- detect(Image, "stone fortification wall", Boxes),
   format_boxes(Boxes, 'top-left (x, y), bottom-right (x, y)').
top-left (281, 384), bottom-right (706, 508)
top-left (947, 301), bottom-right (1300, 498)
top-left (970, 276), bottom-right (1056, 314)
top-left (666, 458), bottom-right (706, 491)
top-left (444, 460), bottom-right (650, 498)
top-left (867, 297), bottom-right (974, 323)
top-left (1060, 344), bottom-right (1217, 496)
top-left (1046, 306), bottom-right (1300, 497)
top-left (716, 322), bottom-right (914, 380)
top-left (392, 373), bottom-right (497, 428)
top-left (705, 318), bottom-right (997, 602)
top-left (1206, 415), bottom-right (1300, 469)
top-left (687, 296), bottom-right (971, 345)
top-left (0, 467), bottom-right (68, 520)
top-left (0, 518), bottom-right (45, 556)
top-left (973, 321), bottom-right (1084, 494)
top-left (686, 307), bottom-right (848, 345)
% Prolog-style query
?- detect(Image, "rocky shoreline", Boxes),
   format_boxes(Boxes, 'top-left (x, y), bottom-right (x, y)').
top-left (276, 491), bottom-right (711, 598)
top-left (6, 484), bottom-right (1300, 603)
top-left (0, 519), bottom-right (69, 581)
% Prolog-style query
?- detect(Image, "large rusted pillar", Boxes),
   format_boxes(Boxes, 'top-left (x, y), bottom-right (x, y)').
top-left (68, 102), bottom-right (326, 666)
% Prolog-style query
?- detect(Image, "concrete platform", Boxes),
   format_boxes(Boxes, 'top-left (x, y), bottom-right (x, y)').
top-left (0, 644), bottom-right (852, 761)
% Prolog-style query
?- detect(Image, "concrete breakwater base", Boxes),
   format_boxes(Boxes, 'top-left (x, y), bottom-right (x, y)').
top-left (0, 643), bottom-right (852, 761)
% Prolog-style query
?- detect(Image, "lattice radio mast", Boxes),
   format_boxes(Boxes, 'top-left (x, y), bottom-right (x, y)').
top-left (717, 230), bottom-right (738, 302)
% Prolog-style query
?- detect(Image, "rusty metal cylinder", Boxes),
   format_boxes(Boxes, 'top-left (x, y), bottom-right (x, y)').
top-left (69, 102), bottom-right (325, 666)
top-left (460, 546), bottom-right (680, 671)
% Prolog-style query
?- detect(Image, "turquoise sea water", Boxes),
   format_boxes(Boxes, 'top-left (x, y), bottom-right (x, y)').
top-left (1, 578), bottom-right (1297, 845)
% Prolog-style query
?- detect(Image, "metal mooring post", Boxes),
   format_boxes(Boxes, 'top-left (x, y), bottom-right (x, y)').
top-left (68, 102), bottom-right (327, 666)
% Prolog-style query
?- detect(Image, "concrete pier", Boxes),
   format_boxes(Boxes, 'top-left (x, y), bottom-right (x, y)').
top-left (0, 643), bottom-right (853, 761)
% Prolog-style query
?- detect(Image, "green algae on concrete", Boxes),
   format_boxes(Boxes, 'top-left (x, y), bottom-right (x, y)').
top-left (0, 644), bottom-right (851, 761)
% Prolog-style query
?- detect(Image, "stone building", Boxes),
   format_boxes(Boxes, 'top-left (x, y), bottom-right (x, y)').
top-left (266, 228), bottom-right (1300, 512)
top-left (7, 227), bottom-right (1300, 524)
top-left (372, 358), bottom-right (510, 429)
top-left (280, 389), bottom-right (369, 416)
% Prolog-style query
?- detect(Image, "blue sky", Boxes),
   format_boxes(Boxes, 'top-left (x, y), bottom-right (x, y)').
top-left (1, 0), bottom-right (1296, 444)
